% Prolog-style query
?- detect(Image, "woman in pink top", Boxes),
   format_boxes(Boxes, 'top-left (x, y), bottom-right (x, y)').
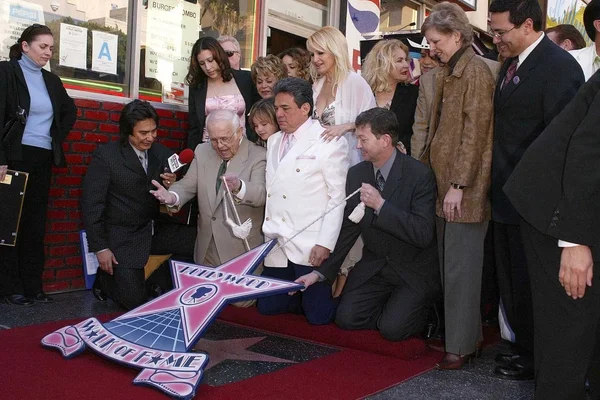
top-left (185, 37), bottom-right (259, 150)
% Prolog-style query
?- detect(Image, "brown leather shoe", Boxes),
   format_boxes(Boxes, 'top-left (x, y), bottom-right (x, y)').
top-left (426, 337), bottom-right (445, 353)
top-left (428, 340), bottom-right (483, 357)
top-left (436, 352), bottom-right (474, 370)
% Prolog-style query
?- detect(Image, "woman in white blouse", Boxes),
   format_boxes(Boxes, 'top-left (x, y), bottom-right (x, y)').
top-left (307, 26), bottom-right (376, 167)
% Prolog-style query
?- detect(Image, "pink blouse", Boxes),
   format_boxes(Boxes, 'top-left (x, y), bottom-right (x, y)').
top-left (203, 94), bottom-right (246, 141)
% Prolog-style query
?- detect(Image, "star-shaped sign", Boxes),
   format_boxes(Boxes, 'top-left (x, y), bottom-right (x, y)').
top-left (112, 240), bottom-right (303, 351)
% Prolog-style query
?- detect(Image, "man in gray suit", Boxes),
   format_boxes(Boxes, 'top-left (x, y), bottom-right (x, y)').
top-left (151, 109), bottom-right (267, 306)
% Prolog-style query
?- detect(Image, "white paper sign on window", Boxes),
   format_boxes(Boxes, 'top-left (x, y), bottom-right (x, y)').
top-left (145, 0), bottom-right (200, 103)
top-left (0, 0), bottom-right (45, 62)
top-left (92, 30), bottom-right (118, 75)
top-left (59, 23), bottom-right (87, 70)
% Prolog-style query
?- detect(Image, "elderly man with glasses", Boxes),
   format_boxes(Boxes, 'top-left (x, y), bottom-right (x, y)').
top-left (151, 109), bottom-right (267, 307)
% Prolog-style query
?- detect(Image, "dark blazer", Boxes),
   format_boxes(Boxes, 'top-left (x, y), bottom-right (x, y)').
top-left (0, 59), bottom-right (76, 166)
top-left (492, 35), bottom-right (584, 224)
top-left (319, 150), bottom-right (440, 298)
top-left (82, 141), bottom-right (175, 269)
top-left (389, 84), bottom-right (418, 156)
top-left (504, 71), bottom-right (600, 258)
top-left (187, 69), bottom-right (259, 151)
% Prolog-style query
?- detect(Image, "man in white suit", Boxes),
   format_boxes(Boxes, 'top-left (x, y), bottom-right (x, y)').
top-left (570, 0), bottom-right (600, 81)
top-left (258, 78), bottom-right (349, 325)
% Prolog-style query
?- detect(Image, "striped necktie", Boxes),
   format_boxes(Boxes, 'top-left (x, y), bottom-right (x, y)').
top-left (138, 151), bottom-right (148, 174)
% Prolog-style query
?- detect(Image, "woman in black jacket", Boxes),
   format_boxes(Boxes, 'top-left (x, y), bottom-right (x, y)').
top-left (185, 37), bottom-right (259, 150)
top-left (0, 24), bottom-right (76, 306)
top-left (362, 39), bottom-right (419, 155)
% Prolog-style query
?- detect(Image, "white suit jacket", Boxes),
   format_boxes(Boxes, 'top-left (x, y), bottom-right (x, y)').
top-left (569, 45), bottom-right (599, 81)
top-left (262, 118), bottom-right (349, 268)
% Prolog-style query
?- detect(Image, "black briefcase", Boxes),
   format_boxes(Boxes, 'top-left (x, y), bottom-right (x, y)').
top-left (0, 170), bottom-right (29, 246)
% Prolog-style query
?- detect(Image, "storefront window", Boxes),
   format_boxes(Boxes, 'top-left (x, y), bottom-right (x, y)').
top-left (138, 0), bottom-right (258, 105)
top-left (379, 0), bottom-right (420, 33)
top-left (0, 0), bottom-right (130, 97)
top-left (267, 0), bottom-right (329, 41)
top-left (0, 0), bottom-right (261, 107)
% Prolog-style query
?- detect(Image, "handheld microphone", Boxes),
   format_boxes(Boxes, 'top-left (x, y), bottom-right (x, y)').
top-left (166, 149), bottom-right (194, 173)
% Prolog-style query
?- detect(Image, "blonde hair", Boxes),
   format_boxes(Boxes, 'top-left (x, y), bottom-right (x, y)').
top-left (362, 40), bottom-right (410, 93)
top-left (251, 55), bottom-right (287, 83)
top-left (306, 26), bottom-right (352, 90)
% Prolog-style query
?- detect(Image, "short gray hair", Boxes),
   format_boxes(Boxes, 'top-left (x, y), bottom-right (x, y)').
top-left (421, 2), bottom-right (473, 48)
top-left (217, 35), bottom-right (240, 52)
top-left (206, 109), bottom-right (240, 132)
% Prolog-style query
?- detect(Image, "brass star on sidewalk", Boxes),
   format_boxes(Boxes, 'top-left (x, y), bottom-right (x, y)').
top-left (193, 336), bottom-right (297, 369)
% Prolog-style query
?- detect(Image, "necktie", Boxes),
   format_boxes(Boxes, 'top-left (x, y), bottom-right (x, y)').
top-left (215, 160), bottom-right (227, 193)
top-left (376, 170), bottom-right (385, 192)
top-left (280, 133), bottom-right (295, 161)
top-left (138, 151), bottom-right (148, 174)
top-left (502, 59), bottom-right (518, 91)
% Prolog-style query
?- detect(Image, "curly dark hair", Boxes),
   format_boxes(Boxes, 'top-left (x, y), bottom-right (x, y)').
top-left (185, 36), bottom-right (233, 88)
top-left (278, 47), bottom-right (311, 82)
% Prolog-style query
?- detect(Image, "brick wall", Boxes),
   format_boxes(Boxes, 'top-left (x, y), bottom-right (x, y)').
top-left (42, 99), bottom-right (190, 293)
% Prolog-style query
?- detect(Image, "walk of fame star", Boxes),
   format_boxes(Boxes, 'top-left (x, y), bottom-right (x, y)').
top-left (193, 337), bottom-right (296, 369)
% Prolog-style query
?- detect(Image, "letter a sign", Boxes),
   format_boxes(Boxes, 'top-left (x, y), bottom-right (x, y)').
top-left (91, 30), bottom-right (118, 75)
top-left (42, 241), bottom-right (303, 399)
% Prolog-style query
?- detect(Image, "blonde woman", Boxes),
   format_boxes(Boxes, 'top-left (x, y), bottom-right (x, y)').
top-left (362, 39), bottom-right (418, 155)
top-left (307, 26), bottom-right (376, 166)
top-left (250, 55), bottom-right (287, 99)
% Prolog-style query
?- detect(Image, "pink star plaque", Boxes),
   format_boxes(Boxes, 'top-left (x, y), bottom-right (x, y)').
top-left (41, 240), bottom-right (303, 399)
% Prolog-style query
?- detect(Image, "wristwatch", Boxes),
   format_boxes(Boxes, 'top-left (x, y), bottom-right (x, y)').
top-left (451, 183), bottom-right (465, 190)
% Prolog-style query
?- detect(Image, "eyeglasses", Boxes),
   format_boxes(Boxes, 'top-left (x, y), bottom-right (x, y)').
top-left (489, 26), bottom-right (517, 39)
top-left (209, 131), bottom-right (237, 146)
top-left (225, 50), bottom-right (239, 58)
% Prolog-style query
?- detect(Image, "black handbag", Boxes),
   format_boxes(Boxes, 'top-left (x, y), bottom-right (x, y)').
top-left (1, 67), bottom-right (27, 149)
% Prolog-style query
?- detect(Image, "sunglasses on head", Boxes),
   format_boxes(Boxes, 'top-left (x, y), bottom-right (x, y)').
top-left (225, 50), bottom-right (239, 58)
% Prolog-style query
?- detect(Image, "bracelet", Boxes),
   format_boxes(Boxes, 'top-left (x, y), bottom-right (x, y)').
top-left (451, 183), bottom-right (465, 190)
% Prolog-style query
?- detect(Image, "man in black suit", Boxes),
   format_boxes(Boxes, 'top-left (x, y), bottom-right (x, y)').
top-left (82, 100), bottom-right (195, 309)
top-left (504, 71), bottom-right (600, 400)
top-left (489, 0), bottom-right (585, 380)
top-left (296, 108), bottom-right (440, 340)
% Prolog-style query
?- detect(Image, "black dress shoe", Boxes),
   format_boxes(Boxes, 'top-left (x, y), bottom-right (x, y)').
top-left (5, 294), bottom-right (35, 306)
top-left (494, 361), bottom-right (534, 380)
top-left (92, 281), bottom-right (107, 302)
top-left (494, 353), bottom-right (521, 364)
top-left (32, 293), bottom-right (54, 303)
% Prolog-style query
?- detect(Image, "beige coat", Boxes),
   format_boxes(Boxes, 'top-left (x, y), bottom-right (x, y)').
top-left (419, 48), bottom-right (495, 223)
top-left (169, 138), bottom-right (267, 264)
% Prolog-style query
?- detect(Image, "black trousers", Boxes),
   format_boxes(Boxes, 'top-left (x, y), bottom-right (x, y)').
top-left (336, 264), bottom-right (428, 341)
top-left (493, 221), bottom-right (534, 355)
top-left (520, 219), bottom-right (600, 400)
top-left (96, 221), bottom-right (196, 310)
top-left (0, 145), bottom-right (53, 297)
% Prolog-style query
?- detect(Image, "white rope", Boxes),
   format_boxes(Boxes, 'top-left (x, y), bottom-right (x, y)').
top-left (222, 176), bottom-right (251, 251)
top-left (271, 187), bottom-right (362, 253)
